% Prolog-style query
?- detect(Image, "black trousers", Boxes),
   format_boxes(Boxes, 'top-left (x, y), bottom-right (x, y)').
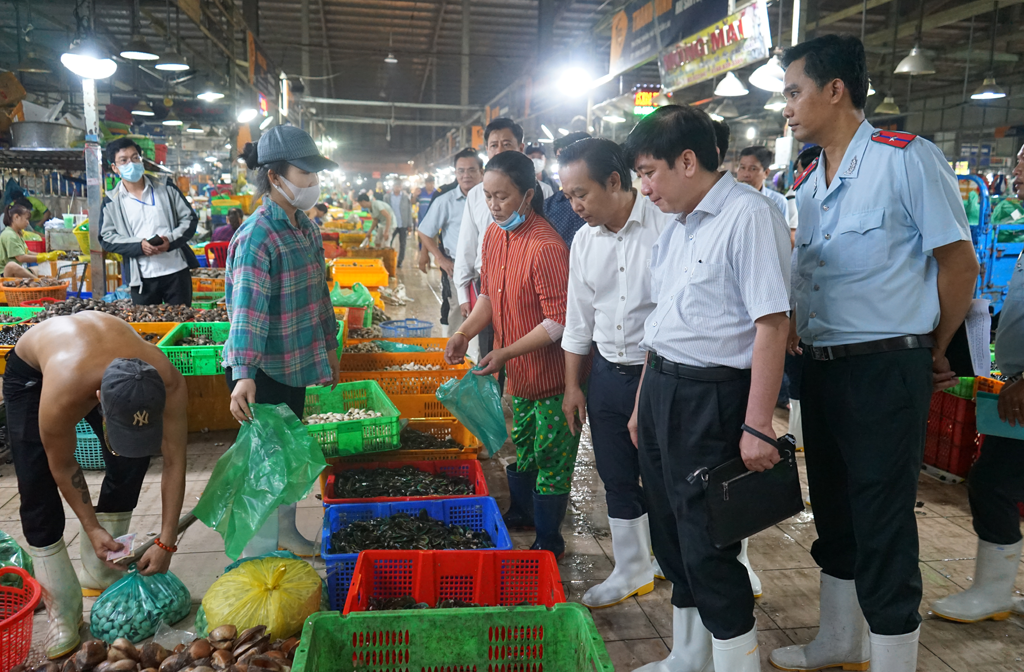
top-left (225, 368), bottom-right (307, 419)
top-left (589, 352), bottom-right (645, 520)
top-left (637, 364), bottom-right (755, 640)
top-left (391, 227), bottom-right (409, 267)
top-left (4, 351), bottom-right (150, 548)
top-left (130, 267), bottom-right (193, 306)
top-left (802, 347), bottom-right (932, 636)
top-left (439, 245), bottom-right (453, 327)
top-left (968, 433), bottom-right (1024, 544)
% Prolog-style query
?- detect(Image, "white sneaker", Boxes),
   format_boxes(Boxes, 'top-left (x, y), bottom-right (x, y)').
top-left (633, 607), bottom-right (714, 672)
top-left (276, 503), bottom-right (317, 557)
top-left (78, 511), bottom-right (131, 596)
top-left (28, 539), bottom-right (83, 659)
top-left (931, 539), bottom-right (1023, 623)
top-left (712, 624), bottom-right (761, 671)
top-left (769, 573), bottom-right (870, 671)
top-left (869, 626), bottom-right (919, 672)
top-left (583, 516), bottom-right (655, 608)
top-left (739, 538), bottom-right (762, 598)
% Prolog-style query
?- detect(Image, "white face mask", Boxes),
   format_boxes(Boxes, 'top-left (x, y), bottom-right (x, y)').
top-left (532, 157), bottom-right (546, 174)
top-left (273, 175), bottom-right (321, 211)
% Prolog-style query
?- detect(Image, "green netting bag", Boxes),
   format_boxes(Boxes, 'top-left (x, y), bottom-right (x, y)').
top-left (0, 529), bottom-right (33, 587)
top-left (436, 366), bottom-right (509, 455)
top-left (373, 340), bottom-right (425, 353)
top-left (192, 403), bottom-right (328, 559)
top-left (89, 566), bottom-right (191, 643)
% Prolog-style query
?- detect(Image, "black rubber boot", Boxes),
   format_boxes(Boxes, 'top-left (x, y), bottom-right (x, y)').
top-left (502, 463), bottom-right (537, 530)
top-left (530, 492), bottom-right (569, 560)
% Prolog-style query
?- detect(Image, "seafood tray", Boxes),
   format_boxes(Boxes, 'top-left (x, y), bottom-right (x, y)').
top-left (159, 322), bottom-right (230, 376)
top-left (303, 381), bottom-right (401, 458)
top-left (323, 459), bottom-right (488, 504)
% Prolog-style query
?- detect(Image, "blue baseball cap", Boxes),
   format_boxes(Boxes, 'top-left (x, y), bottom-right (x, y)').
top-left (256, 125), bottom-right (338, 173)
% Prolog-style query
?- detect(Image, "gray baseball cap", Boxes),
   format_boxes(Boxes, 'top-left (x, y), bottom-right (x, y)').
top-left (256, 125), bottom-right (338, 173)
top-left (100, 358), bottom-right (166, 459)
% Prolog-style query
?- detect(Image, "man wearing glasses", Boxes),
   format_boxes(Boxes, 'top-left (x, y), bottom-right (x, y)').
top-left (99, 138), bottom-right (200, 306)
top-left (417, 148), bottom-right (484, 338)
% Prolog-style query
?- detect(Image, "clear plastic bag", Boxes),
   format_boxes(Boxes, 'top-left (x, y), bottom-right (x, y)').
top-left (192, 403), bottom-right (328, 559)
top-left (201, 554), bottom-right (322, 641)
top-left (0, 529), bottom-right (33, 587)
top-left (436, 365), bottom-right (509, 455)
top-left (89, 566), bottom-right (191, 643)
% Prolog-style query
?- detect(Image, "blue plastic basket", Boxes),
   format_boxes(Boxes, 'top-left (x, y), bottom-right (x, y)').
top-left (320, 497), bottom-right (512, 610)
top-left (74, 419), bottom-right (106, 471)
top-left (380, 319), bottom-right (433, 338)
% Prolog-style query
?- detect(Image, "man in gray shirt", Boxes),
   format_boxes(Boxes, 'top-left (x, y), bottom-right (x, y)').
top-left (388, 182), bottom-right (413, 267)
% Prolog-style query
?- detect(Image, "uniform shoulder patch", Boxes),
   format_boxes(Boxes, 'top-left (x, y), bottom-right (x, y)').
top-left (793, 157), bottom-right (818, 191)
top-left (870, 130), bottom-right (917, 149)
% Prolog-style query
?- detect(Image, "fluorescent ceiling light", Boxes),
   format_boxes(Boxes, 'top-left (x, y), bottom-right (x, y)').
top-left (237, 108), bottom-right (259, 123)
top-left (558, 128), bottom-right (570, 136)
top-left (540, 124), bottom-right (555, 140)
top-left (603, 115), bottom-right (626, 123)
top-left (259, 115), bottom-right (275, 130)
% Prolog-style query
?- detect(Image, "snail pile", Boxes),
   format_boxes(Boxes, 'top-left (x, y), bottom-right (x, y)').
top-left (383, 363), bottom-right (441, 372)
top-left (2, 277), bottom-right (64, 288)
top-left (191, 268), bottom-right (225, 279)
top-left (179, 334), bottom-right (225, 346)
top-left (304, 409), bottom-right (382, 425)
top-left (0, 313), bottom-right (26, 324)
top-left (29, 299), bottom-right (228, 324)
top-left (343, 342), bottom-right (383, 354)
top-left (12, 625), bottom-right (299, 672)
top-left (0, 323), bottom-right (33, 346)
top-left (348, 326), bottom-right (382, 339)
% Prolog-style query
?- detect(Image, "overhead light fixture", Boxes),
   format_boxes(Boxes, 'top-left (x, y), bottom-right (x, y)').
top-left (894, 46), bottom-right (935, 75)
top-left (867, 79), bottom-right (876, 96)
top-left (259, 115), bottom-right (275, 130)
top-left (715, 99), bottom-right (740, 118)
top-left (197, 81), bottom-right (225, 102)
top-left (61, 36), bottom-right (117, 79)
top-left (746, 126), bottom-right (758, 140)
top-left (764, 91), bottom-right (787, 112)
top-left (384, 33), bottom-right (398, 64)
top-left (155, 49), bottom-right (188, 72)
top-left (186, 121), bottom-right (204, 134)
top-left (603, 115), bottom-right (626, 123)
top-left (162, 111), bottom-right (183, 126)
top-left (536, 138), bottom-right (554, 144)
top-left (557, 66), bottom-right (593, 98)
top-left (874, 95), bottom-right (901, 115)
top-left (749, 54), bottom-right (785, 92)
top-left (540, 124), bottom-right (555, 140)
top-left (972, 76), bottom-right (1006, 100)
top-left (132, 100), bottom-right (155, 117)
top-left (237, 108), bottom-right (259, 123)
top-left (120, 35), bottom-right (159, 61)
top-left (17, 50), bottom-right (51, 74)
top-left (558, 128), bottom-right (570, 136)
top-left (714, 71), bottom-right (748, 97)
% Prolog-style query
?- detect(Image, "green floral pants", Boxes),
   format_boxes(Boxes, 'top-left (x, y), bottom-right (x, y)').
top-left (511, 393), bottom-right (582, 495)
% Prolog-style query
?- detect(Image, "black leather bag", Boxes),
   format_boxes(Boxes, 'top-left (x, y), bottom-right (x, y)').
top-left (688, 430), bottom-right (804, 549)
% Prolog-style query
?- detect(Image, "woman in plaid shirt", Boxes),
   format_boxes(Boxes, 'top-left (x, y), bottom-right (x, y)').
top-left (222, 126), bottom-right (341, 557)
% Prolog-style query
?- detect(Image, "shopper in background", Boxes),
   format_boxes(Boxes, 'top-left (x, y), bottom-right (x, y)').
top-left (526, 144), bottom-right (559, 194)
top-left (559, 138), bottom-right (672, 609)
top-left (308, 203), bottom-right (329, 226)
top-left (388, 181), bottom-right (413, 266)
top-left (736, 146), bottom-right (788, 216)
top-left (543, 131), bottom-right (591, 248)
top-left (99, 138), bottom-right (200, 306)
top-left (711, 120), bottom-right (731, 168)
top-left (357, 191), bottom-right (393, 247)
top-left (418, 148), bottom-right (484, 337)
top-left (930, 142), bottom-right (1024, 625)
top-left (444, 151), bottom-right (576, 558)
top-left (770, 35), bottom-right (978, 672)
top-left (212, 208), bottom-right (244, 242)
top-left (224, 125), bottom-right (341, 557)
top-left (624, 105), bottom-right (791, 671)
top-left (417, 175), bottom-right (438, 224)
top-left (1, 202), bottom-right (57, 278)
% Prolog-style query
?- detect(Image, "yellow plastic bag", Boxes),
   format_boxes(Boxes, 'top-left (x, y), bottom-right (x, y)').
top-left (201, 556), bottom-right (321, 640)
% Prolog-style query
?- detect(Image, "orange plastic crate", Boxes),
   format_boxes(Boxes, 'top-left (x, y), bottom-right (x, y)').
top-left (389, 394), bottom-right (456, 420)
top-left (336, 370), bottom-right (459, 395)
top-left (331, 259), bottom-right (389, 288)
top-left (191, 277), bottom-right (226, 293)
top-left (338, 351), bottom-right (469, 373)
top-left (345, 337), bottom-right (449, 349)
top-left (331, 419), bottom-right (480, 465)
top-left (129, 322), bottom-right (178, 345)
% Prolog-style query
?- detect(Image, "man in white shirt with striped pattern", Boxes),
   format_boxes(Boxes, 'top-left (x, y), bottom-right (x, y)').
top-left (625, 105), bottom-right (791, 672)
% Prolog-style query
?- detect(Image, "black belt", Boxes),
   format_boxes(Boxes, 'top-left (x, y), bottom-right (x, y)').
top-left (808, 334), bottom-right (936, 362)
top-left (596, 352), bottom-right (644, 376)
top-left (648, 352), bottom-right (751, 382)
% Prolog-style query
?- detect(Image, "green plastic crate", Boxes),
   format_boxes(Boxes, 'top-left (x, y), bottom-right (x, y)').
top-left (74, 420), bottom-right (105, 470)
top-left (291, 603), bottom-right (614, 672)
top-left (0, 307), bottom-right (43, 324)
top-left (159, 322), bottom-right (229, 376)
top-left (947, 376), bottom-right (976, 400)
top-left (303, 381), bottom-right (401, 458)
top-left (191, 292), bottom-right (225, 310)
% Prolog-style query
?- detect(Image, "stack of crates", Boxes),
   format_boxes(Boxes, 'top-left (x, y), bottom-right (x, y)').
top-left (924, 377), bottom-right (981, 478)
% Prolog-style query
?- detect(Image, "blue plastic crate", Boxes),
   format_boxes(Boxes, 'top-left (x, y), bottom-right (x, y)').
top-left (380, 319), bottom-right (433, 338)
top-left (320, 497), bottom-right (512, 610)
top-left (74, 419), bottom-right (106, 470)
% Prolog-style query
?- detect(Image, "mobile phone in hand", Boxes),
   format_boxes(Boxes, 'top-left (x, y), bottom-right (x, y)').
top-left (147, 235), bottom-right (164, 246)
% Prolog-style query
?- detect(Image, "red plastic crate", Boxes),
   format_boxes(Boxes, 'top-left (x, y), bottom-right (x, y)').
top-left (343, 550), bottom-right (566, 615)
top-left (323, 459), bottom-right (488, 505)
top-left (925, 391), bottom-right (980, 476)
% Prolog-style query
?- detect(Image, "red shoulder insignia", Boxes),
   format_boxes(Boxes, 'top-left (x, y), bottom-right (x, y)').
top-left (793, 157), bottom-right (818, 191)
top-left (870, 130), bottom-right (917, 149)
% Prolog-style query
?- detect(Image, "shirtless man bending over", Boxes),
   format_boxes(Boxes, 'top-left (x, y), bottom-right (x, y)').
top-left (4, 312), bottom-right (187, 658)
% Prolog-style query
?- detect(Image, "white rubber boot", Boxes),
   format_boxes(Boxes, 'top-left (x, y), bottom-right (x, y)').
top-left (769, 573), bottom-right (870, 671)
top-left (712, 624), bottom-right (761, 671)
top-left (868, 626), bottom-right (919, 672)
top-left (931, 538), bottom-right (1023, 623)
top-left (739, 538), bottom-right (762, 598)
top-left (276, 503), bottom-right (316, 557)
top-left (789, 400), bottom-right (804, 451)
top-left (583, 516), bottom-right (655, 608)
top-left (78, 511), bottom-right (132, 596)
top-left (634, 607), bottom-right (714, 672)
top-left (28, 539), bottom-right (83, 659)
top-left (653, 557), bottom-right (666, 580)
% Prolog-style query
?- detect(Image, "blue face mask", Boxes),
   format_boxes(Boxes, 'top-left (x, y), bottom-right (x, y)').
top-left (118, 161), bottom-right (144, 183)
top-left (495, 193), bottom-right (529, 232)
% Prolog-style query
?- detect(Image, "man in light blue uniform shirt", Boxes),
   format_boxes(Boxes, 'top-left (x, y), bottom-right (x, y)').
top-left (930, 143), bottom-right (1024, 626)
top-left (769, 35), bottom-right (980, 672)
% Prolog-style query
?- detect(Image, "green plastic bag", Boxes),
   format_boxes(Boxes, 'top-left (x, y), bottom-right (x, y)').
top-left (436, 366), bottom-right (509, 455)
top-left (373, 340), bottom-right (425, 353)
top-left (333, 282), bottom-right (374, 309)
top-left (193, 404), bottom-right (328, 560)
top-left (89, 566), bottom-right (191, 643)
top-left (0, 529), bottom-right (33, 587)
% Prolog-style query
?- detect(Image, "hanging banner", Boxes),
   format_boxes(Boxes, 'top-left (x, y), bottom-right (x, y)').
top-left (659, 0), bottom-right (772, 92)
top-left (247, 32), bottom-right (280, 102)
top-left (609, 0), bottom-right (728, 78)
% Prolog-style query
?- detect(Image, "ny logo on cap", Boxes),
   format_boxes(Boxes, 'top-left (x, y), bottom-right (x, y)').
top-left (133, 411), bottom-right (149, 426)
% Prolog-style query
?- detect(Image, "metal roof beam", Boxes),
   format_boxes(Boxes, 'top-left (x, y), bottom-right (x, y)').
top-left (862, 0), bottom-right (1023, 46)
top-left (300, 95), bottom-right (482, 111)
